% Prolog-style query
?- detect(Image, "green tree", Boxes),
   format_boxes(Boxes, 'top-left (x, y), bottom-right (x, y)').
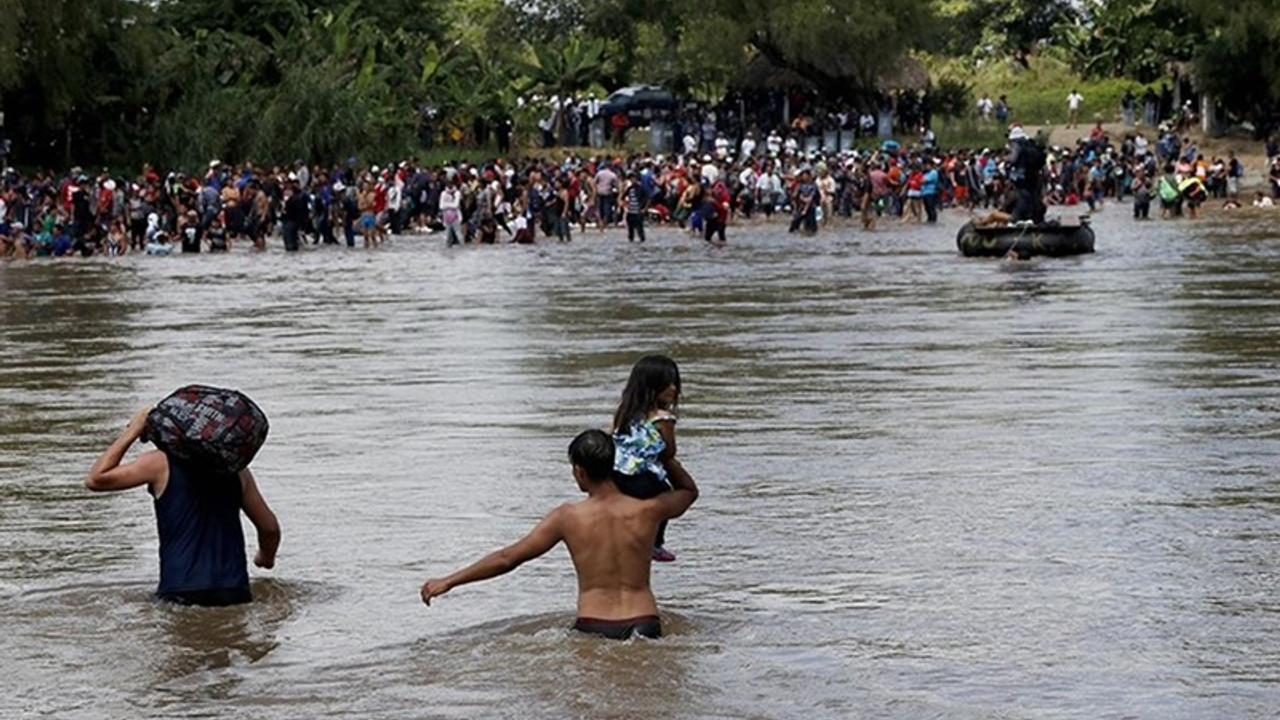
top-left (157, 0), bottom-right (447, 44)
top-left (935, 0), bottom-right (1080, 67)
top-left (0, 0), bottom-right (161, 167)
top-left (1054, 1), bottom-right (1197, 81)
top-left (149, 1), bottom-right (419, 168)
top-left (707, 0), bottom-right (936, 102)
top-left (1180, 0), bottom-right (1280, 133)
top-left (518, 36), bottom-right (607, 137)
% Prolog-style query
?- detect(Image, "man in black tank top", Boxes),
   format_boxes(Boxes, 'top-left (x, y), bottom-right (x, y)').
top-left (86, 407), bottom-right (281, 606)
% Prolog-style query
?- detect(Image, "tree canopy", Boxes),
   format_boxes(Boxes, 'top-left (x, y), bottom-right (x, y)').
top-left (0, 0), bottom-right (1276, 170)
top-left (1178, 0), bottom-right (1280, 133)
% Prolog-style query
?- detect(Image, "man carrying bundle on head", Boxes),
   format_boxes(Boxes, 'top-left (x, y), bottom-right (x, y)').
top-left (85, 387), bottom-right (280, 606)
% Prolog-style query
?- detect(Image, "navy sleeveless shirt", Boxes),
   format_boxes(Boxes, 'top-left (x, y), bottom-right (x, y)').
top-left (152, 454), bottom-right (251, 605)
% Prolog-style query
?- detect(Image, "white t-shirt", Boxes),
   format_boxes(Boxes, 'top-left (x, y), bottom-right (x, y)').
top-left (740, 137), bottom-right (757, 158)
top-left (682, 134), bottom-right (698, 155)
top-left (439, 187), bottom-right (460, 211)
top-left (1068, 93), bottom-right (1084, 110)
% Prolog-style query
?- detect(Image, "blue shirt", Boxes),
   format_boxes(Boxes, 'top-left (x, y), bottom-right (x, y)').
top-left (922, 169), bottom-right (940, 196)
top-left (613, 411), bottom-right (676, 485)
top-left (52, 234), bottom-right (73, 256)
top-left (641, 169), bottom-right (656, 197)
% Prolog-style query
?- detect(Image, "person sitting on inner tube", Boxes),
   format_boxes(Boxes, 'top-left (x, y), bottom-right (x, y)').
top-left (1006, 124), bottom-right (1047, 224)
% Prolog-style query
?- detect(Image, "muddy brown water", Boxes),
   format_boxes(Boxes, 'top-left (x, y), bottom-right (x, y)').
top-left (2, 210), bottom-right (1278, 719)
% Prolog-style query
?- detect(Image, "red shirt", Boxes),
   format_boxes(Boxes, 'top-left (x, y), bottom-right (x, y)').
top-left (712, 182), bottom-right (731, 223)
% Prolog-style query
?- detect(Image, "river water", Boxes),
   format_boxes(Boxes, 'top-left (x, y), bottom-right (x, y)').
top-left (2, 210), bottom-right (1278, 719)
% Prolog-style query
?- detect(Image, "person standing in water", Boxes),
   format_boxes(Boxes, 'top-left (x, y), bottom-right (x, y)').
top-left (621, 170), bottom-right (648, 243)
top-left (421, 430), bottom-right (698, 640)
top-left (611, 354), bottom-right (696, 563)
top-left (85, 406), bottom-right (281, 606)
top-left (789, 166), bottom-right (820, 234)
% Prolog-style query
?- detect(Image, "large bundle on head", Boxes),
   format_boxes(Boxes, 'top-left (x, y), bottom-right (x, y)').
top-left (142, 385), bottom-right (269, 475)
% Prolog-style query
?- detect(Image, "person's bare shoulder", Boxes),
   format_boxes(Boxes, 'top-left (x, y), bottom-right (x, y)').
top-left (552, 499), bottom-right (595, 529)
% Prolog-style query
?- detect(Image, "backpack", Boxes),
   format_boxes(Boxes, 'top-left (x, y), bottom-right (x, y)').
top-left (142, 385), bottom-right (269, 476)
top-left (1017, 141), bottom-right (1046, 174)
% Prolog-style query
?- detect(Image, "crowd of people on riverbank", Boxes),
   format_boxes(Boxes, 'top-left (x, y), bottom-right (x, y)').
top-left (2, 125), bottom-right (1277, 260)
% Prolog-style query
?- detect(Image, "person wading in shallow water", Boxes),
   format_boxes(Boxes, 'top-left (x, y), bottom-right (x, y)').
top-left (420, 430), bottom-right (698, 640)
top-left (85, 406), bottom-right (281, 606)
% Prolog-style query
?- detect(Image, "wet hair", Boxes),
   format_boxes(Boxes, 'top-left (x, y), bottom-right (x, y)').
top-left (612, 355), bottom-right (681, 431)
top-left (568, 429), bottom-right (615, 481)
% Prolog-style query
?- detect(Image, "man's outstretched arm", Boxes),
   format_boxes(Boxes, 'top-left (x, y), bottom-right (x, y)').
top-left (421, 505), bottom-right (567, 605)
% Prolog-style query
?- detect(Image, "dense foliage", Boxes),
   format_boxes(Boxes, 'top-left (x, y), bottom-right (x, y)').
top-left (0, 0), bottom-right (1275, 170)
top-left (1178, 0), bottom-right (1280, 133)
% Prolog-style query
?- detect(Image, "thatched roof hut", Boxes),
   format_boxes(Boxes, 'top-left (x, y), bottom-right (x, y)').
top-left (728, 56), bottom-right (818, 92)
top-left (877, 59), bottom-right (930, 93)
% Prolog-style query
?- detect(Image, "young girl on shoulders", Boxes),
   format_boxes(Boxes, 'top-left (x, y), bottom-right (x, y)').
top-left (612, 355), bottom-right (695, 562)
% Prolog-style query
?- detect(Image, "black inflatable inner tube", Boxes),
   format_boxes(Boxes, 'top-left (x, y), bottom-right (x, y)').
top-left (956, 221), bottom-right (1096, 258)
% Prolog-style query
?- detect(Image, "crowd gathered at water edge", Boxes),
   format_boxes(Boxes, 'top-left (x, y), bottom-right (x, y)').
top-left (3, 119), bottom-right (1279, 259)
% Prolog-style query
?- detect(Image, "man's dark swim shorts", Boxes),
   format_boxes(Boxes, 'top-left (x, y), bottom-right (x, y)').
top-left (573, 615), bottom-right (662, 640)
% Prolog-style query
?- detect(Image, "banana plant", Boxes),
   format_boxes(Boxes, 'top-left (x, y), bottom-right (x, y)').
top-left (517, 35), bottom-right (607, 139)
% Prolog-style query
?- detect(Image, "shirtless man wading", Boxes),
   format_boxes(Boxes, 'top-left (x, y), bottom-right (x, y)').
top-left (420, 429), bottom-right (698, 640)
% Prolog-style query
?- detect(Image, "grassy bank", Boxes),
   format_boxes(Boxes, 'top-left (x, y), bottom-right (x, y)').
top-left (926, 54), bottom-right (1160, 129)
